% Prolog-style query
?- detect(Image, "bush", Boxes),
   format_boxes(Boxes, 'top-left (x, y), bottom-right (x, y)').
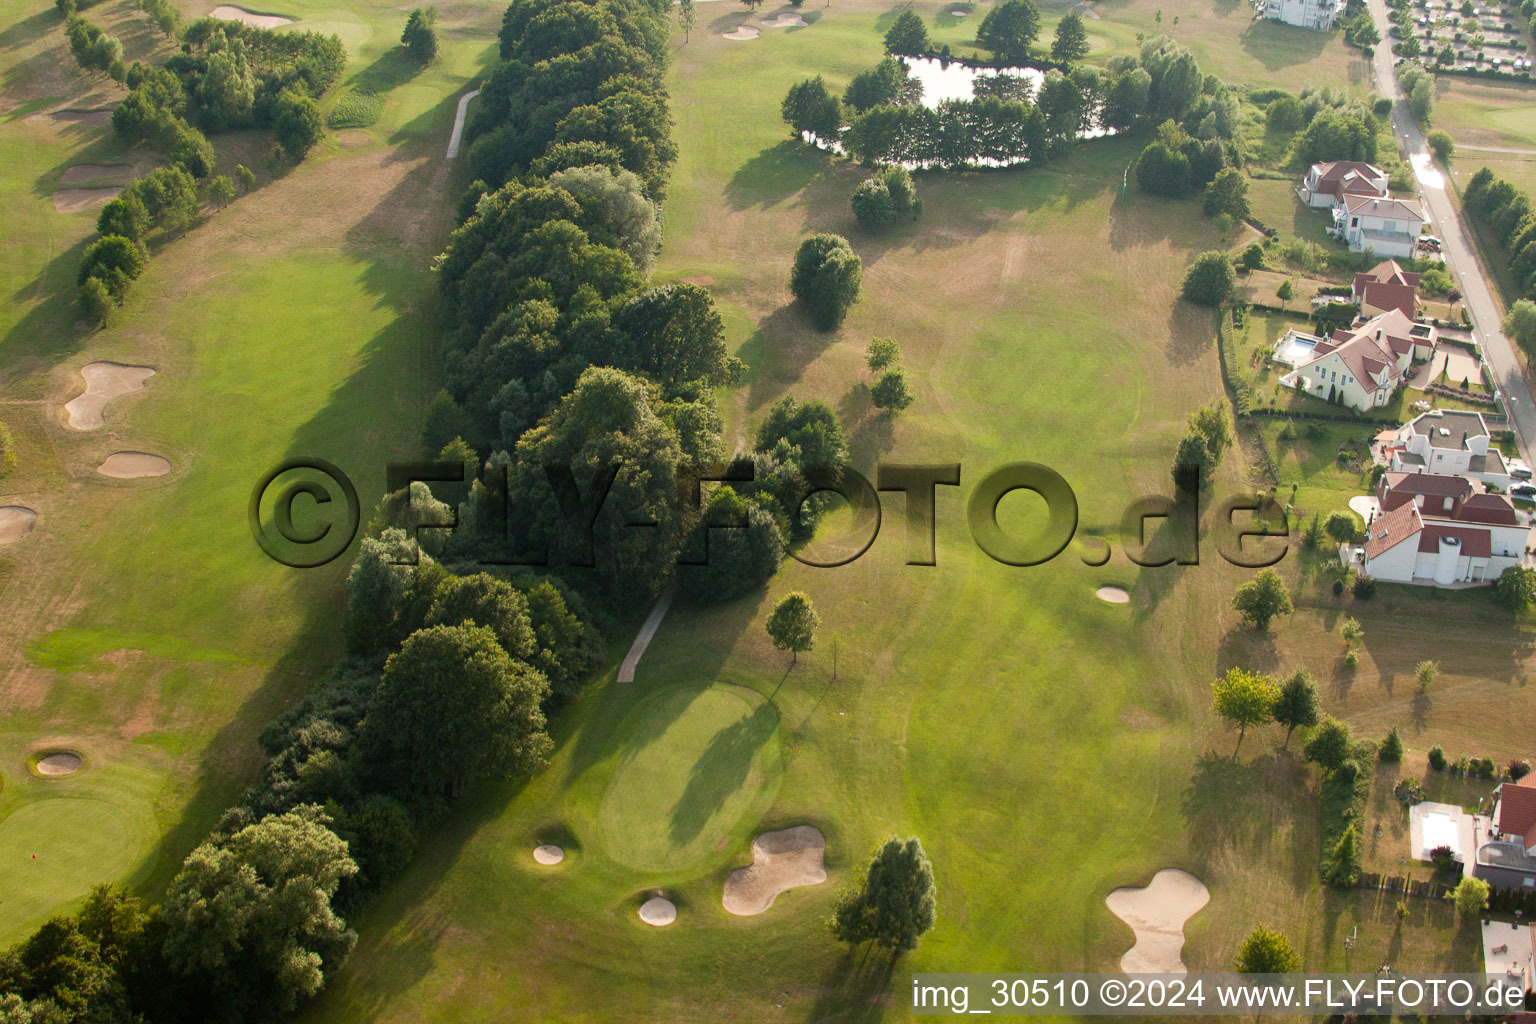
top-left (1477, 756), bottom-right (1497, 779)
top-left (1427, 128), bottom-right (1455, 161)
top-left (790, 234), bottom-right (863, 330)
top-left (1430, 843), bottom-right (1459, 875)
top-left (77, 235), bottom-right (146, 299)
top-left (851, 178), bottom-right (895, 227)
top-left (1352, 575), bottom-right (1376, 598)
top-left (1428, 745), bottom-right (1447, 771)
top-left (328, 90), bottom-right (384, 129)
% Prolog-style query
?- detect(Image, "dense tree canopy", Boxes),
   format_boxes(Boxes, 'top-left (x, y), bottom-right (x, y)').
top-left (977, 0), bottom-right (1041, 64)
top-left (790, 234), bottom-right (862, 330)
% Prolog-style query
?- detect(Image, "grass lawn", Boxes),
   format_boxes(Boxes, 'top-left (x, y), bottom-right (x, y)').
top-left (0, 0), bottom-right (498, 941)
top-left (1433, 73), bottom-right (1536, 196)
top-left (298, 1), bottom-right (1521, 1020)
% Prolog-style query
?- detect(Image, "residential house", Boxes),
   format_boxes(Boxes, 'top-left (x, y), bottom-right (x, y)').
top-left (1476, 776), bottom-right (1536, 890)
top-left (1352, 258), bottom-right (1422, 320)
top-left (1387, 409), bottom-right (1512, 490)
top-left (1298, 160), bottom-right (1390, 208)
top-left (1353, 483), bottom-right (1529, 585)
top-left (1333, 194), bottom-right (1427, 258)
top-left (1262, 0), bottom-right (1345, 30)
top-left (1276, 308), bottom-right (1431, 412)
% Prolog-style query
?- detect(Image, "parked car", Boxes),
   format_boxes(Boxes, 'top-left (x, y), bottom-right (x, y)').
top-left (1511, 483), bottom-right (1536, 499)
top-left (1509, 458), bottom-right (1533, 481)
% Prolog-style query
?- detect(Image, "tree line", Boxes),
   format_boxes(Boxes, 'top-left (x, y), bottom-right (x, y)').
top-left (1464, 166), bottom-right (1536, 313)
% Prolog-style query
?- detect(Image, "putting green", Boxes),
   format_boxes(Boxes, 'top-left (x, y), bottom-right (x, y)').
top-left (597, 684), bottom-right (782, 872)
top-left (0, 798), bottom-right (151, 932)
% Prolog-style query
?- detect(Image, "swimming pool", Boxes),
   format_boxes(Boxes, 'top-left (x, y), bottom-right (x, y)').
top-left (1275, 332), bottom-right (1319, 368)
top-left (1420, 810), bottom-right (1460, 859)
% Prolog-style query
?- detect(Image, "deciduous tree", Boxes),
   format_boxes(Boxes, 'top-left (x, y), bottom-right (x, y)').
top-left (766, 591), bottom-right (820, 663)
top-left (1232, 568), bottom-right (1292, 630)
top-left (1212, 667), bottom-right (1277, 757)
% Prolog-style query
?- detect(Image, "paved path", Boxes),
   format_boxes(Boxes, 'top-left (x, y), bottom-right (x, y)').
top-left (445, 88), bottom-right (480, 159)
top-left (1367, 0), bottom-right (1536, 464)
top-left (618, 582), bottom-right (676, 683)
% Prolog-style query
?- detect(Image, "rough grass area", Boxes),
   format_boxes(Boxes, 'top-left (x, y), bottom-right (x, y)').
top-left (328, 89), bottom-right (385, 129)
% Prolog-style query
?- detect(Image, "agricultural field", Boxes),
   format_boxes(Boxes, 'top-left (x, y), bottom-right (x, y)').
top-left (1, 0), bottom-right (1531, 1019)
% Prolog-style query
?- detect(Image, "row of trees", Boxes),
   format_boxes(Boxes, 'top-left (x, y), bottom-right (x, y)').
top-left (882, 4), bottom-right (1089, 66)
top-left (1464, 167), bottom-right (1536, 308)
top-left (64, 13), bottom-right (125, 82)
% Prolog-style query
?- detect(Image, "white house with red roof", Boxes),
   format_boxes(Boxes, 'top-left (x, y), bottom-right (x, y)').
top-left (1352, 259), bottom-right (1421, 321)
top-left (1332, 194), bottom-right (1427, 258)
top-left (1275, 309), bottom-right (1432, 412)
top-left (1352, 473), bottom-right (1528, 585)
top-left (1299, 160), bottom-right (1390, 207)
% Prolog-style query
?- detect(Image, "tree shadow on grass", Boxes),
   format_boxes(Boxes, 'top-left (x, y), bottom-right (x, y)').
top-left (724, 139), bottom-right (828, 211)
top-left (745, 304), bottom-right (839, 408)
top-left (1215, 622), bottom-right (1280, 674)
top-left (667, 698), bottom-right (779, 848)
top-left (806, 947), bottom-right (899, 1024)
top-left (0, 235), bottom-right (96, 384)
top-left (348, 45), bottom-right (426, 97)
top-left (0, 5), bottom-right (62, 52)
top-left (1182, 751), bottom-right (1306, 870)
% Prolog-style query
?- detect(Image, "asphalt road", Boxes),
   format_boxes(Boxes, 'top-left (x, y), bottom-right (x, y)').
top-left (1365, 0), bottom-right (1536, 463)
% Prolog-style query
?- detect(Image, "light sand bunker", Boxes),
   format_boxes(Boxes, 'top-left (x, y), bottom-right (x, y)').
top-left (60, 164), bottom-right (132, 185)
top-left (723, 825), bottom-right (827, 916)
top-left (65, 362), bottom-right (156, 430)
top-left (53, 187), bottom-right (122, 213)
top-left (210, 5), bottom-right (293, 27)
top-left (97, 452), bottom-right (171, 478)
top-left (722, 25), bottom-right (760, 39)
top-left (35, 752), bottom-right (82, 777)
top-left (1105, 868), bottom-right (1210, 974)
top-left (0, 507), bottom-right (38, 544)
top-left (761, 12), bottom-right (806, 26)
top-left (638, 896), bottom-right (677, 926)
top-left (1096, 585), bottom-right (1130, 604)
top-left (533, 844), bottom-right (565, 865)
top-left (51, 109), bottom-right (113, 127)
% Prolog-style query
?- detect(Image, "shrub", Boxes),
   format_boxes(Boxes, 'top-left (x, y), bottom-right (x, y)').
top-left (1343, 650), bottom-right (1359, 669)
top-left (1477, 756), bottom-right (1496, 779)
top-left (1428, 745), bottom-right (1447, 771)
top-left (79, 276), bottom-right (115, 323)
top-left (870, 368), bottom-right (914, 412)
top-left (77, 235), bottom-right (146, 299)
top-left (1430, 844), bottom-right (1459, 875)
top-left (1352, 575), bottom-right (1376, 598)
top-left (851, 178), bottom-right (895, 227)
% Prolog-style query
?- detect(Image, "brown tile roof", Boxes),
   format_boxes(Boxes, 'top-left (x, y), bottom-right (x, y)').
top-left (1364, 501), bottom-right (1423, 559)
top-left (1380, 472), bottom-right (1474, 511)
top-left (1418, 524), bottom-right (1492, 558)
top-left (1312, 161), bottom-right (1389, 200)
top-left (1356, 280), bottom-right (1419, 320)
top-left (1342, 193), bottom-right (1427, 224)
top-left (1497, 778), bottom-right (1536, 841)
top-left (1299, 310), bottom-right (1412, 392)
top-left (1454, 493), bottom-right (1520, 526)
top-left (1355, 259), bottom-right (1421, 289)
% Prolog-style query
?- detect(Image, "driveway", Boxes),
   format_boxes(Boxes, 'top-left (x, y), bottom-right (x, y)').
top-left (1365, 0), bottom-right (1536, 463)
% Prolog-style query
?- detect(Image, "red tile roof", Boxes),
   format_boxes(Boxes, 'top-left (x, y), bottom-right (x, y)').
top-left (1497, 778), bottom-right (1536, 842)
top-left (1356, 280), bottom-right (1419, 320)
top-left (1417, 524), bottom-right (1491, 558)
top-left (1311, 161), bottom-right (1389, 201)
top-left (1364, 501), bottom-right (1423, 559)
top-left (1355, 259), bottom-right (1421, 289)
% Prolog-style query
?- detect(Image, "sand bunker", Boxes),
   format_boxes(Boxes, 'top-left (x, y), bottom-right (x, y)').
top-left (1105, 868), bottom-right (1210, 974)
top-left (51, 109), bottom-right (113, 127)
top-left (1096, 585), bottom-right (1130, 604)
top-left (210, 5), bottom-right (293, 26)
top-left (761, 12), bottom-right (806, 26)
top-left (533, 844), bottom-right (565, 865)
top-left (97, 452), bottom-right (171, 478)
top-left (35, 752), bottom-right (82, 777)
top-left (60, 164), bottom-right (131, 186)
top-left (65, 362), bottom-right (156, 430)
top-left (638, 896), bottom-right (677, 926)
top-left (722, 825), bottom-right (827, 916)
top-left (53, 187), bottom-right (122, 213)
top-left (949, 8), bottom-right (968, 14)
top-left (0, 507), bottom-right (38, 545)
top-left (722, 25), bottom-right (760, 39)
